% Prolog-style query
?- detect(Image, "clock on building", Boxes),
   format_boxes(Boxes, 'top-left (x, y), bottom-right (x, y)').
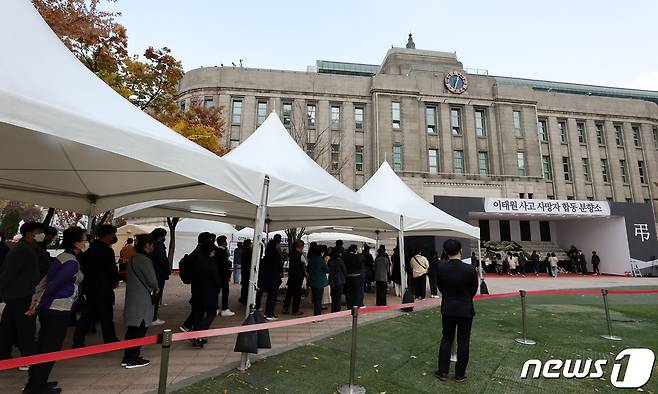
top-left (445, 71), bottom-right (468, 94)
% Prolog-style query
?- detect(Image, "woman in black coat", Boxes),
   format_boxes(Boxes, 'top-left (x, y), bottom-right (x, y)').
top-left (258, 239), bottom-right (283, 320)
top-left (189, 242), bottom-right (220, 348)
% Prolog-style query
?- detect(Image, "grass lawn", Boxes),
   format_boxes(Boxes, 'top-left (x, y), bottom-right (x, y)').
top-left (175, 287), bottom-right (658, 393)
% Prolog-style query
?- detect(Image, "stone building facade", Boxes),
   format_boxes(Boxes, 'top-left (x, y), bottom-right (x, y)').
top-left (177, 35), bottom-right (658, 229)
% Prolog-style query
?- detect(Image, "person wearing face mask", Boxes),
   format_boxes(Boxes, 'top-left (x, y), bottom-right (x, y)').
top-left (36, 226), bottom-right (58, 280)
top-left (122, 234), bottom-right (159, 368)
top-left (0, 221), bottom-right (44, 361)
top-left (72, 224), bottom-right (119, 348)
top-left (24, 226), bottom-right (86, 394)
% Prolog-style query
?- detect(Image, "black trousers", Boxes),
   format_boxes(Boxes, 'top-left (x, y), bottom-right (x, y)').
top-left (153, 280), bottom-right (165, 320)
top-left (239, 280), bottom-right (249, 304)
top-left (218, 280), bottom-right (229, 311)
top-left (182, 302), bottom-right (199, 331)
top-left (428, 272), bottom-right (438, 296)
top-left (26, 310), bottom-right (70, 392)
top-left (283, 277), bottom-right (303, 313)
top-left (438, 315), bottom-right (473, 377)
top-left (311, 287), bottom-right (324, 316)
top-left (345, 276), bottom-right (361, 309)
top-left (414, 275), bottom-right (427, 299)
top-left (72, 295), bottom-right (118, 347)
top-left (257, 285), bottom-right (278, 316)
top-left (0, 295), bottom-right (36, 359)
top-left (191, 306), bottom-right (217, 331)
top-left (375, 281), bottom-right (387, 306)
top-left (330, 284), bottom-right (343, 312)
top-left (593, 263), bottom-right (600, 274)
top-left (123, 321), bottom-right (148, 361)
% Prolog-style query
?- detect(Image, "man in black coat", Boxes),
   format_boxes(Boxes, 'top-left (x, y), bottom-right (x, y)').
top-left (0, 222), bottom-right (43, 360)
top-left (282, 240), bottom-right (305, 315)
top-left (72, 224), bottom-right (119, 347)
top-left (150, 228), bottom-right (170, 325)
top-left (215, 235), bottom-right (234, 316)
top-left (591, 251), bottom-right (601, 275)
top-left (435, 239), bottom-right (478, 383)
top-left (239, 239), bottom-right (252, 305)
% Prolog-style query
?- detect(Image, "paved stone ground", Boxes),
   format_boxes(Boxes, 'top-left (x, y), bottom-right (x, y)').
top-left (0, 273), bottom-right (655, 393)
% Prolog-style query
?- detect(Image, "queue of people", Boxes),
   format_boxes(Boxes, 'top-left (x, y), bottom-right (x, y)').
top-left (479, 246), bottom-right (603, 277)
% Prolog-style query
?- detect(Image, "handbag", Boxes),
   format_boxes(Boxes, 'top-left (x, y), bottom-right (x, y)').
top-left (130, 258), bottom-right (158, 305)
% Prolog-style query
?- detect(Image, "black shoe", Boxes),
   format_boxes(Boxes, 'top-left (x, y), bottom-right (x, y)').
top-left (434, 371), bottom-right (448, 381)
top-left (265, 314), bottom-right (279, 321)
top-left (124, 357), bottom-right (150, 369)
top-left (191, 339), bottom-right (204, 348)
top-left (455, 375), bottom-right (469, 383)
top-left (23, 386), bottom-right (61, 394)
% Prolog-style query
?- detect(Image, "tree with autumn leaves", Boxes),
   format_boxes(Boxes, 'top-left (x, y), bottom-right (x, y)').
top-left (15, 0), bottom-right (229, 237)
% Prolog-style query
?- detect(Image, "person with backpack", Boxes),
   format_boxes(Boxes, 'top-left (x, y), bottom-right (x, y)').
top-left (188, 241), bottom-right (220, 348)
top-left (179, 232), bottom-right (215, 332)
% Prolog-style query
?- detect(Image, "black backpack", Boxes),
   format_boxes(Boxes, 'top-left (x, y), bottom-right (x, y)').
top-left (178, 253), bottom-right (194, 284)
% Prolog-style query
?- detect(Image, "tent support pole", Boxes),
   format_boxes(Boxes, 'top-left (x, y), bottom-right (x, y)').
top-left (398, 215), bottom-right (407, 302)
top-left (240, 176), bottom-right (269, 371)
top-left (86, 202), bottom-right (96, 231)
top-left (375, 231), bottom-right (380, 250)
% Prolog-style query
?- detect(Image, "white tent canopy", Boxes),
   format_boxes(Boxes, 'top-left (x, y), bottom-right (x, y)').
top-left (303, 232), bottom-right (376, 245)
top-left (0, 0), bottom-right (267, 214)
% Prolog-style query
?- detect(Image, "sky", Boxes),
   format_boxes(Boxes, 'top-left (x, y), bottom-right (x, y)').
top-left (107, 0), bottom-right (658, 90)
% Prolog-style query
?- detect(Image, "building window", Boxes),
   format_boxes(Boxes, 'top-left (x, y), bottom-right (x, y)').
top-left (180, 100), bottom-right (186, 112)
top-left (231, 99), bottom-right (242, 125)
top-left (653, 127), bottom-right (658, 148)
top-left (354, 106), bottom-right (364, 130)
top-left (307, 103), bottom-right (316, 128)
top-left (428, 149), bottom-right (438, 175)
top-left (426, 106), bottom-right (437, 134)
top-left (567, 196), bottom-right (575, 200)
top-left (632, 126), bottom-right (642, 147)
top-left (475, 109), bottom-right (486, 137)
top-left (306, 143), bottom-right (315, 157)
top-left (330, 105), bottom-right (341, 129)
top-left (513, 110), bottom-right (523, 137)
top-left (626, 197), bottom-right (633, 203)
top-left (391, 102), bottom-right (401, 129)
top-left (582, 158), bottom-right (591, 182)
top-left (203, 96), bottom-right (214, 108)
top-left (537, 119), bottom-right (548, 142)
top-left (451, 108), bottom-right (462, 135)
top-left (562, 156), bottom-right (571, 181)
top-left (282, 102), bottom-right (292, 126)
top-left (330, 144), bottom-right (340, 171)
top-left (638, 160), bottom-right (647, 184)
top-left (558, 120), bottom-right (567, 143)
top-left (595, 123), bottom-right (605, 145)
top-left (230, 139), bottom-right (240, 149)
top-left (453, 150), bottom-right (464, 176)
top-left (601, 159), bottom-right (610, 183)
top-left (355, 145), bottom-right (364, 172)
top-left (614, 124), bottom-right (623, 146)
top-left (257, 101), bottom-right (267, 126)
top-left (542, 155), bottom-right (552, 180)
top-left (577, 122), bottom-right (586, 144)
top-left (547, 195), bottom-right (555, 200)
top-left (478, 151), bottom-right (489, 176)
top-left (517, 152), bottom-right (526, 176)
top-left (606, 197), bottom-right (613, 202)
top-left (392, 145), bottom-right (402, 171)
top-left (620, 159), bottom-right (628, 183)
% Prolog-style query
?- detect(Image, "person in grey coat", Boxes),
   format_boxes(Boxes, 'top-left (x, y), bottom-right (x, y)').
top-left (122, 234), bottom-right (159, 369)
top-left (374, 245), bottom-right (390, 306)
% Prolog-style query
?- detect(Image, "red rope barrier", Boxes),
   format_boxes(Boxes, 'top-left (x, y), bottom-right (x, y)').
top-left (1, 287), bottom-right (656, 371)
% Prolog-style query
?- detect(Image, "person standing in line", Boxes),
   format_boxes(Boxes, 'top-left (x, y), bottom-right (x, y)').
top-left (180, 232), bottom-right (215, 332)
top-left (0, 222), bottom-right (44, 362)
top-left (307, 244), bottom-right (329, 316)
top-left (258, 235), bottom-right (284, 321)
top-left (149, 228), bottom-right (169, 326)
top-left (189, 241), bottom-right (220, 348)
top-left (24, 227), bottom-right (86, 394)
top-left (578, 250), bottom-right (588, 275)
top-left (72, 224), bottom-right (119, 348)
top-left (470, 252), bottom-right (478, 270)
top-left (232, 241), bottom-right (243, 285)
top-left (328, 246), bottom-right (347, 312)
top-left (390, 247), bottom-right (402, 297)
top-left (548, 253), bottom-right (559, 278)
top-left (282, 240), bottom-right (305, 315)
top-left (435, 239), bottom-right (478, 383)
top-left (530, 251), bottom-right (540, 277)
top-left (36, 226), bottom-right (57, 280)
top-left (506, 253), bottom-right (515, 276)
top-left (0, 231), bottom-right (10, 270)
top-left (517, 252), bottom-right (526, 277)
top-left (238, 239), bottom-right (252, 305)
top-left (122, 234), bottom-right (159, 369)
top-left (410, 249), bottom-right (429, 300)
top-left (118, 238), bottom-right (135, 282)
top-left (344, 245), bottom-right (363, 309)
top-left (373, 246), bottom-right (390, 306)
top-left (215, 235), bottom-right (235, 317)
top-left (591, 251), bottom-right (601, 275)
top-left (362, 244), bottom-right (374, 293)
top-left (427, 251), bottom-right (441, 299)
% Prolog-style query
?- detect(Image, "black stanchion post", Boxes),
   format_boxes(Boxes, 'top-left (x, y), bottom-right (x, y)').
top-left (514, 289), bottom-right (536, 345)
top-left (158, 329), bottom-right (172, 394)
top-left (600, 289), bottom-right (622, 341)
top-left (337, 306), bottom-right (366, 394)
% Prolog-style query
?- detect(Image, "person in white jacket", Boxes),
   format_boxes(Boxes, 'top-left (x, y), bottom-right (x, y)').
top-left (410, 249), bottom-right (429, 300)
